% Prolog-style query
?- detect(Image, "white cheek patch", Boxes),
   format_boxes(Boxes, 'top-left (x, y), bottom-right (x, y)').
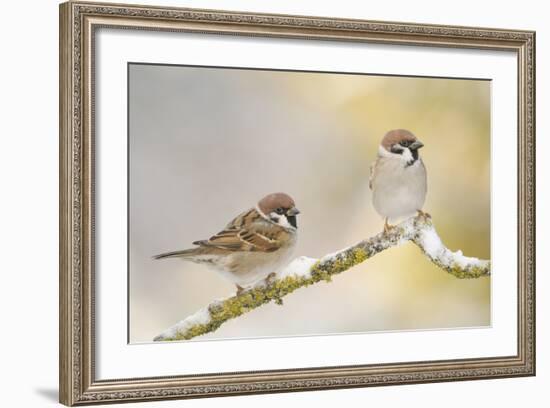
top-left (401, 148), bottom-right (413, 163)
top-left (269, 212), bottom-right (293, 229)
top-left (269, 212), bottom-right (281, 224)
top-left (378, 144), bottom-right (413, 164)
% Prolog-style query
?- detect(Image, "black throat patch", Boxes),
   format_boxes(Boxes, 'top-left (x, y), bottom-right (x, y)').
top-left (287, 215), bottom-right (297, 229)
top-left (405, 149), bottom-right (419, 167)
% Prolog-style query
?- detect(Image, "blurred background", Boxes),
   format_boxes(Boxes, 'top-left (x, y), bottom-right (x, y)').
top-left (129, 64), bottom-right (490, 343)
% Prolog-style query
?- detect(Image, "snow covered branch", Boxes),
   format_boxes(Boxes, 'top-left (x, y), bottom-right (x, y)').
top-left (153, 214), bottom-right (490, 342)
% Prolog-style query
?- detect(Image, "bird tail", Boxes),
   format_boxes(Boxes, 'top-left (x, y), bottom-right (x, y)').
top-left (153, 248), bottom-right (199, 260)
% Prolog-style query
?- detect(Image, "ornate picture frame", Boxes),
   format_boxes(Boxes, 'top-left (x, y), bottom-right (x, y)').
top-left (59, 1), bottom-right (535, 405)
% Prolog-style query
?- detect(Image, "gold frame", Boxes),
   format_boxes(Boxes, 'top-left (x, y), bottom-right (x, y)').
top-left (59, 1), bottom-right (536, 405)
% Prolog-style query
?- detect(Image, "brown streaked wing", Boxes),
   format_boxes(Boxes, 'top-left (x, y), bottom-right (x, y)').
top-left (224, 208), bottom-right (255, 229)
top-left (194, 208), bottom-right (284, 253)
top-left (237, 226), bottom-right (283, 252)
top-left (195, 229), bottom-right (250, 251)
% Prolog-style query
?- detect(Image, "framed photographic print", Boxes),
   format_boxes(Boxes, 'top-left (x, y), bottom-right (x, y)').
top-left (59, 1), bottom-right (535, 405)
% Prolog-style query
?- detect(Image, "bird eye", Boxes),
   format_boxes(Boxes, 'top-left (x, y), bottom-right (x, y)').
top-left (400, 141), bottom-right (410, 147)
top-left (275, 207), bottom-right (284, 215)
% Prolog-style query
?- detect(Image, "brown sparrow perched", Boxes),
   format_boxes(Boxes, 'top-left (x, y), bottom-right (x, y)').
top-left (154, 193), bottom-right (300, 293)
top-left (369, 129), bottom-right (428, 232)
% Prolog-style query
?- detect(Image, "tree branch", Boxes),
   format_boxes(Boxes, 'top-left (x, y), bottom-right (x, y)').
top-left (153, 215), bottom-right (490, 342)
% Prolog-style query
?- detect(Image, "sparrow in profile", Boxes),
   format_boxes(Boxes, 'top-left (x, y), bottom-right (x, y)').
top-left (154, 193), bottom-right (300, 294)
top-left (369, 129), bottom-right (428, 232)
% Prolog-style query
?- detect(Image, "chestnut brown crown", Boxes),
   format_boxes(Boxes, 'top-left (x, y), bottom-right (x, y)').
top-left (381, 129), bottom-right (418, 151)
top-left (258, 193), bottom-right (296, 215)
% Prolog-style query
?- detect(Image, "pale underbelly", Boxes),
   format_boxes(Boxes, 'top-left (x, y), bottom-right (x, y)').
top-left (214, 246), bottom-right (296, 287)
top-left (373, 184), bottom-right (426, 219)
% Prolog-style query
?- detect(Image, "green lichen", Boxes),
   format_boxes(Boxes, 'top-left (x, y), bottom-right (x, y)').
top-left (311, 248), bottom-right (369, 280)
top-left (445, 261), bottom-right (491, 279)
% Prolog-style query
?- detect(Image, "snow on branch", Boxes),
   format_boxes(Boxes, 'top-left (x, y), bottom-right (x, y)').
top-left (153, 214), bottom-right (490, 342)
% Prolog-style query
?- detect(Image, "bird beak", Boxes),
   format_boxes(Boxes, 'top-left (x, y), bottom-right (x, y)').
top-left (410, 140), bottom-right (424, 150)
top-left (287, 207), bottom-right (300, 216)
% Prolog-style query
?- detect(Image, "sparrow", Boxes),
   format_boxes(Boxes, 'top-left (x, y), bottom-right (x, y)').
top-left (369, 129), bottom-right (428, 232)
top-left (154, 193), bottom-right (300, 294)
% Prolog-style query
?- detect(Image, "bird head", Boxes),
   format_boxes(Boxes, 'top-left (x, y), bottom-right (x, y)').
top-left (380, 129), bottom-right (424, 166)
top-left (258, 192), bottom-right (300, 230)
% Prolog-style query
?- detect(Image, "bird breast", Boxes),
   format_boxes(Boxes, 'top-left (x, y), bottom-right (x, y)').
top-left (372, 157), bottom-right (427, 220)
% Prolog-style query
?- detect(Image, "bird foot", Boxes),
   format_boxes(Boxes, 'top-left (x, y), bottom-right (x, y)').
top-left (264, 272), bottom-right (277, 286)
top-left (236, 285), bottom-right (245, 296)
top-left (383, 218), bottom-right (395, 234)
top-left (416, 209), bottom-right (431, 219)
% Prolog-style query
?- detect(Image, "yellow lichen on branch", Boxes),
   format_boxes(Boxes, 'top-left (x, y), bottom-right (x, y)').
top-left (154, 214), bottom-right (490, 342)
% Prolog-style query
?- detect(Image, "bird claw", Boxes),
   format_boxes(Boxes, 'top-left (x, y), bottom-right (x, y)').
top-left (383, 218), bottom-right (394, 234)
top-left (235, 273), bottom-right (277, 297)
top-left (264, 272), bottom-right (277, 287)
top-left (416, 209), bottom-right (431, 219)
